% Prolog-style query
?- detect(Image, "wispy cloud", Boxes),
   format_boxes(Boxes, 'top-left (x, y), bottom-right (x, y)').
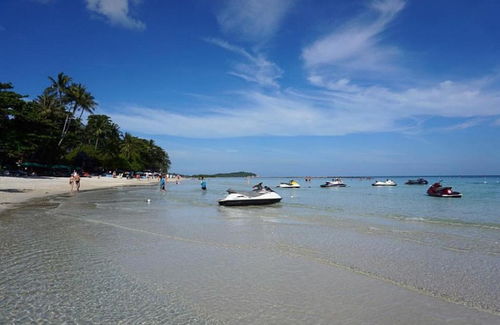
top-left (206, 38), bottom-right (282, 88)
top-left (108, 78), bottom-right (500, 138)
top-left (85, 0), bottom-right (145, 30)
top-left (215, 0), bottom-right (294, 42)
top-left (302, 0), bottom-right (405, 78)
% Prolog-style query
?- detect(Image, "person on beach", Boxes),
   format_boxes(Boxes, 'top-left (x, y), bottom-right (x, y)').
top-left (200, 177), bottom-right (207, 190)
top-left (74, 172), bottom-right (81, 191)
top-left (159, 175), bottom-right (166, 191)
top-left (69, 174), bottom-right (75, 192)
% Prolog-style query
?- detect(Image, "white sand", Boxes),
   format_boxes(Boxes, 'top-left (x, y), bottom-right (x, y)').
top-left (0, 176), bottom-right (163, 213)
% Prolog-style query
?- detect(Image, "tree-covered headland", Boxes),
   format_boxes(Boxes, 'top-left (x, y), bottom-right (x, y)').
top-left (0, 73), bottom-right (170, 174)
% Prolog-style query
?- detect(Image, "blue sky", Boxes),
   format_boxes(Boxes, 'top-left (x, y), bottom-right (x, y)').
top-left (1, 0), bottom-right (500, 176)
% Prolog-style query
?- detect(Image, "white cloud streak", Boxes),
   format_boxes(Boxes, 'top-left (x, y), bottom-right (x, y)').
top-left (216, 0), bottom-right (294, 42)
top-left (85, 0), bottom-right (145, 30)
top-left (109, 78), bottom-right (500, 138)
top-left (100, 0), bottom-right (499, 139)
top-left (302, 0), bottom-right (405, 74)
top-left (206, 38), bottom-right (282, 88)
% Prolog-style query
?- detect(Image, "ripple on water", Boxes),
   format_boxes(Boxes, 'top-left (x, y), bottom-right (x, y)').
top-left (0, 205), bottom-right (222, 324)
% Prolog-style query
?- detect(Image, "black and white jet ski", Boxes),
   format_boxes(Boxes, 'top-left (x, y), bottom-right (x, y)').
top-left (218, 183), bottom-right (282, 206)
top-left (320, 178), bottom-right (347, 188)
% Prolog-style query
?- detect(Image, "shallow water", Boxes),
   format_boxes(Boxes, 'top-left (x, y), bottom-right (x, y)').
top-left (1, 176), bottom-right (499, 324)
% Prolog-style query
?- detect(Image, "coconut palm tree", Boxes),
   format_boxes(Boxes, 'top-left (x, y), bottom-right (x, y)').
top-left (35, 92), bottom-right (62, 118)
top-left (48, 72), bottom-right (72, 104)
top-left (86, 114), bottom-right (118, 150)
top-left (56, 82), bottom-right (97, 146)
top-left (68, 83), bottom-right (96, 118)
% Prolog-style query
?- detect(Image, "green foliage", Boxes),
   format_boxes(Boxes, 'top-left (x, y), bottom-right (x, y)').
top-left (0, 75), bottom-right (170, 173)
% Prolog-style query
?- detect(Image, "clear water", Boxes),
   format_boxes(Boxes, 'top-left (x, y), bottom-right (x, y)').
top-left (1, 176), bottom-right (499, 324)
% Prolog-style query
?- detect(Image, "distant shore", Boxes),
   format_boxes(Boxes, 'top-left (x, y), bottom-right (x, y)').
top-left (0, 176), bottom-right (178, 213)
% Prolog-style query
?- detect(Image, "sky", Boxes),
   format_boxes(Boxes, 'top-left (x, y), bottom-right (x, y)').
top-left (1, 0), bottom-right (500, 176)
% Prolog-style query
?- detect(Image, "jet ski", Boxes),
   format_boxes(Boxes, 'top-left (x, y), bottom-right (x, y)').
top-left (427, 182), bottom-right (462, 198)
top-left (218, 183), bottom-right (282, 206)
top-left (277, 180), bottom-right (300, 188)
top-left (372, 179), bottom-right (397, 186)
top-left (320, 178), bottom-right (346, 187)
top-left (405, 178), bottom-right (428, 185)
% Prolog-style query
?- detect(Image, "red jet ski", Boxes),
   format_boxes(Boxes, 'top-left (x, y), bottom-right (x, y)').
top-left (427, 182), bottom-right (462, 198)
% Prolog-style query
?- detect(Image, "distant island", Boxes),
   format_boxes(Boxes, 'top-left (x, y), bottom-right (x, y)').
top-left (190, 171), bottom-right (256, 178)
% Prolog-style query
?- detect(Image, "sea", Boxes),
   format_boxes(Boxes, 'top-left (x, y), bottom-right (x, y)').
top-left (1, 176), bottom-right (499, 324)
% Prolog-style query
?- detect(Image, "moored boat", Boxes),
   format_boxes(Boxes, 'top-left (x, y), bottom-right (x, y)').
top-left (372, 179), bottom-right (397, 186)
top-left (427, 182), bottom-right (462, 198)
top-left (277, 180), bottom-right (300, 188)
top-left (320, 178), bottom-right (346, 188)
top-left (218, 183), bottom-right (282, 206)
top-left (405, 178), bottom-right (428, 185)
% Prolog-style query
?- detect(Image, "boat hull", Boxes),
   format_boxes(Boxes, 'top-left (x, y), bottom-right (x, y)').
top-left (428, 193), bottom-right (462, 198)
top-left (218, 198), bottom-right (282, 206)
top-left (320, 184), bottom-right (346, 188)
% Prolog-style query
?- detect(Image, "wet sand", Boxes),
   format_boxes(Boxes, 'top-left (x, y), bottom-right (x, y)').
top-left (1, 178), bottom-right (499, 323)
top-left (0, 176), bottom-right (162, 213)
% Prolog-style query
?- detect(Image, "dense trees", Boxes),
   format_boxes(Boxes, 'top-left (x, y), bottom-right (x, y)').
top-left (0, 74), bottom-right (170, 174)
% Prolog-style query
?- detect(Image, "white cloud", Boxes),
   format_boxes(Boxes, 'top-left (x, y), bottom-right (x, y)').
top-left (216, 0), bottom-right (294, 42)
top-left (302, 0), bottom-right (405, 73)
top-left (206, 38), bottom-right (282, 88)
top-left (108, 78), bottom-right (500, 138)
top-left (85, 0), bottom-right (145, 30)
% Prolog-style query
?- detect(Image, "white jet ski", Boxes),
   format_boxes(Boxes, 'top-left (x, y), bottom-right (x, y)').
top-left (218, 183), bottom-right (282, 206)
top-left (372, 179), bottom-right (397, 186)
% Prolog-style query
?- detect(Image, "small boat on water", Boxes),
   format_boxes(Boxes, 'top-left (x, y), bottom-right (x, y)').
top-left (277, 180), bottom-right (301, 188)
top-left (372, 179), bottom-right (397, 186)
top-left (320, 178), bottom-right (346, 188)
top-left (405, 178), bottom-right (428, 185)
top-left (427, 182), bottom-right (462, 198)
top-left (218, 183), bottom-right (282, 206)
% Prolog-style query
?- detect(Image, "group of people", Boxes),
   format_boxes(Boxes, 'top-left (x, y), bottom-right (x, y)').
top-left (158, 175), bottom-right (207, 191)
top-left (69, 171), bottom-right (80, 192)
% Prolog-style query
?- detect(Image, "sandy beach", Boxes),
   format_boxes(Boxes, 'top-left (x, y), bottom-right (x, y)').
top-left (0, 176), bottom-right (164, 213)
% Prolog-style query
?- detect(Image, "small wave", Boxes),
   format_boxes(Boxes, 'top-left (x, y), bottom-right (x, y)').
top-left (391, 215), bottom-right (500, 230)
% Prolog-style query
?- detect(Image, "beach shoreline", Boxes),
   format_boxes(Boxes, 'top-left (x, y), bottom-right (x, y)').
top-left (0, 176), bottom-right (175, 213)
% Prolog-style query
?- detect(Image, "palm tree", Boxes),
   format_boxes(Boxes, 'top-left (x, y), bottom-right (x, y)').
top-left (68, 83), bottom-right (97, 118)
top-left (86, 115), bottom-right (117, 150)
top-left (120, 133), bottom-right (137, 161)
top-left (35, 92), bottom-right (61, 118)
top-left (56, 82), bottom-right (97, 146)
top-left (48, 72), bottom-right (72, 104)
top-left (46, 73), bottom-right (73, 146)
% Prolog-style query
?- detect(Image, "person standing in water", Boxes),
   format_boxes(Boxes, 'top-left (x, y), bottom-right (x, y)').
top-left (159, 175), bottom-right (166, 191)
top-left (200, 177), bottom-right (207, 190)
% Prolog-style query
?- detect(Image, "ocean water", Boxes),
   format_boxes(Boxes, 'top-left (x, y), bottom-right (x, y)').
top-left (1, 176), bottom-right (499, 324)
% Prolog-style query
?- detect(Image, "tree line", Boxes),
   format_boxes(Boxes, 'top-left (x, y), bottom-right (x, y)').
top-left (0, 73), bottom-right (170, 174)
